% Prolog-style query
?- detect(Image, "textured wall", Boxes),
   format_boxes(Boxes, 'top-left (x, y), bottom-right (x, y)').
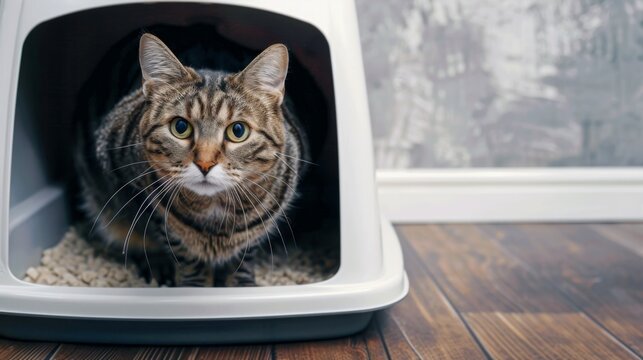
top-left (356, 0), bottom-right (643, 168)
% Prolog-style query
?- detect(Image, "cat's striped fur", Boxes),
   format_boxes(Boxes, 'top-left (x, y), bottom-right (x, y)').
top-left (76, 34), bottom-right (305, 286)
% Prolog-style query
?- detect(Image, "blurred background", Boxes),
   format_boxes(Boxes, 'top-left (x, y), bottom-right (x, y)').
top-left (356, 0), bottom-right (643, 169)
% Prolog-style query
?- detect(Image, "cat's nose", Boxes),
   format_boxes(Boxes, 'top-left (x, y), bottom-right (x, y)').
top-left (195, 160), bottom-right (215, 176)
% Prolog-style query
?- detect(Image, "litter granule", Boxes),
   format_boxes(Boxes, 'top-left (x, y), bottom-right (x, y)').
top-left (23, 227), bottom-right (338, 287)
top-left (253, 243), bottom-right (337, 286)
top-left (23, 228), bottom-right (156, 287)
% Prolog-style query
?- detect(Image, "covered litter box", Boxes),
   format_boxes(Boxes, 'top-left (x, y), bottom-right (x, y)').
top-left (0, 0), bottom-right (408, 344)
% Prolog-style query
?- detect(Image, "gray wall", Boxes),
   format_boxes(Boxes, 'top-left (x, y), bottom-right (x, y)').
top-left (356, 0), bottom-right (643, 168)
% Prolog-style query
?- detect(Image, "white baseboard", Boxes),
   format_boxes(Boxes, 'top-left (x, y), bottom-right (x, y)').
top-left (376, 168), bottom-right (643, 223)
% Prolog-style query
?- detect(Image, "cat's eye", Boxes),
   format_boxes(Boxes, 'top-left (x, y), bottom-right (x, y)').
top-left (170, 117), bottom-right (193, 139)
top-left (225, 122), bottom-right (250, 143)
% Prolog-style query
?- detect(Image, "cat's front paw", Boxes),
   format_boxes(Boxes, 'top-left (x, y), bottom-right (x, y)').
top-left (219, 256), bottom-right (256, 287)
top-left (224, 267), bottom-right (256, 287)
top-left (173, 261), bottom-right (215, 287)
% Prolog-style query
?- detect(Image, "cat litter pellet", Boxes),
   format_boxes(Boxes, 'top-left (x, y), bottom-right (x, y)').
top-left (23, 228), bottom-right (156, 287)
top-left (23, 227), bottom-right (337, 287)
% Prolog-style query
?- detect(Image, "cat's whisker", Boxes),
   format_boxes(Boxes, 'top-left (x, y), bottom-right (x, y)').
top-left (164, 180), bottom-right (184, 266)
top-left (236, 183), bottom-right (273, 240)
top-left (224, 187), bottom-right (240, 274)
top-left (109, 160), bottom-right (173, 173)
top-left (216, 188), bottom-right (231, 233)
top-left (237, 182), bottom-right (287, 256)
top-left (274, 154), bottom-right (300, 180)
top-left (228, 188), bottom-right (238, 254)
top-left (230, 185), bottom-right (259, 274)
top-left (90, 166), bottom-right (157, 234)
top-left (275, 152), bottom-right (318, 166)
top-left (103, 173), bottom-right (169, 230)
top-left (123, 176), bottom-right (176, 268)
top-left (121, 175), bottom-right (174, 259)
top-left (143, 179), bottom-right (181, 280)
top-left (243, 176), bottom-right (297, 250)
top-left (106, 142), bottom-right (143, 151)
top-left (234, 183), bottom-right (276, 272)
top-left (242, 169), bottom-right (297, 194)
top-left (110, 161), bottom-right (151, 173)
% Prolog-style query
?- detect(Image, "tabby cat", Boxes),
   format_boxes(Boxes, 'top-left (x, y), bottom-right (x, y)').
top-left (76, 34), bottom-right (305, 286)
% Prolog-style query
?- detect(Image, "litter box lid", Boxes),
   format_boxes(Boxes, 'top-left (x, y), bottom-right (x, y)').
top-left (0, 0), bottom-right (383, 285)
top-left (0, 0), bottom-right (403, 322)
top-left (0, 218), bottom-right (408, 320)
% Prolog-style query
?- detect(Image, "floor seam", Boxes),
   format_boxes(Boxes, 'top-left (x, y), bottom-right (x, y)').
top-left (43, 343), bottom-right (61, 360)
top-left (395, 226), bottom-right (494, 360)
top-left (374, 314), bottom-right (393, 360)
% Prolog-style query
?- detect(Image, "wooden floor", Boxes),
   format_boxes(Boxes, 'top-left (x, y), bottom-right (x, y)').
top-left (2, 223), bottom-right (642, 359)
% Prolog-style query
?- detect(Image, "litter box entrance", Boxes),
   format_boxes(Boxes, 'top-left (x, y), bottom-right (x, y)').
top-left (9, 3), bottom-right (340, 287)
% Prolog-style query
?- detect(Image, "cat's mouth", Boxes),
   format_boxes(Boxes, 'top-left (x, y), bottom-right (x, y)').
top-left (184, 179), bottom-right (228, 196)
top-left (180, 163), bottom-right (233, 196)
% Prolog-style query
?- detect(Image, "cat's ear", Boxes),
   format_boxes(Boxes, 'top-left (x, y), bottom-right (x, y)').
top-left (139, 34), bottom-right (192, 96)
top-left (238, 44), bottom-right (289, 104)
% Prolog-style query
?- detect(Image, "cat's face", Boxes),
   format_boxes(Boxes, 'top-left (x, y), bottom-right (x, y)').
top-left (137, 34), bottom-right (288, 197)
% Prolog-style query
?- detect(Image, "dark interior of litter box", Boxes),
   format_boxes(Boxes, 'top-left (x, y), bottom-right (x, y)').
top-left (9, 3), bottom-right (340, 285)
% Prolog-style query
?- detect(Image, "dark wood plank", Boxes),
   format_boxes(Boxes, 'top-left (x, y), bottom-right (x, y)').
top-left (0, 339), bottom-right (58, 360)
top-left (195, 345), bottom-right (270, 360)
top-left (134, 347), bottom-right (198, 360)
top-left (374, 313), bottom-right (418, 360)
top-left (51, 344), bottom-right (197, 360)
top-left (397, 224), bottom-right (638, 360)
top-left (481, 224), bottom-right (643, 357)
top-left (398, 224), bottom-right (574, 313)
top-left (465, 312), bottom-right (634, 360)
top-left (50, 344), bottom-right (138, 360)
top-left (361, 316), bottom-right (389, 360)
top-left (273, 337), bottom-right (369, 360)
top-left (377, 232), bottom-right (487, 359)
